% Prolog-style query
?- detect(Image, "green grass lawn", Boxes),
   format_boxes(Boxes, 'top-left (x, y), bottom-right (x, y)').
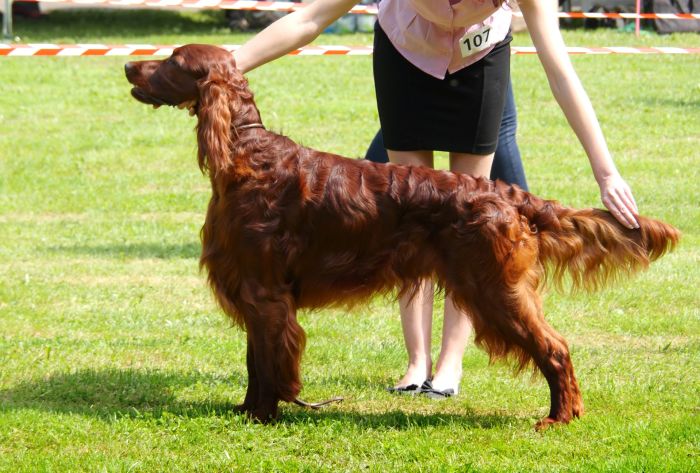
top-left (1, 8), bottom-right (699, 472)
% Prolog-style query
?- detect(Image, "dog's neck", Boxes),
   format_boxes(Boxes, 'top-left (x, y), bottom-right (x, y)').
top-left (230, 98), bottom-right (265, 135)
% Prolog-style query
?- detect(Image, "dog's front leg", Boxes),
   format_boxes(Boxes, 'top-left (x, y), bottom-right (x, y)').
top-left (233, 334), bottom-right (259, 415)
top-left (240, 283), bottom-right (305, 423)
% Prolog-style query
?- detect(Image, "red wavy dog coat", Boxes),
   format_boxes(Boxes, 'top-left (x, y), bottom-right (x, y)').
top-left (125, 44), bottom-right (679, 429)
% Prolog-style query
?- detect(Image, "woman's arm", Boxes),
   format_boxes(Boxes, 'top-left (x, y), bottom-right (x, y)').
top-left (233, 0), bottom-right (360, 73)
top-left (518, 0), bottom-right (639, 228)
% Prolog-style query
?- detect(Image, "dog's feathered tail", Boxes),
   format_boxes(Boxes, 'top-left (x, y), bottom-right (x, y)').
top-left (495, 182), bottom-right (680, 291)
top-left (536, 208), bottom-right (680, 291)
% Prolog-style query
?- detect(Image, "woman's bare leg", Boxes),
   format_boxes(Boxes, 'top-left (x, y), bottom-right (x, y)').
top-left (430, 152), bottom-right (494, 393)
top-left (397, 279), bottom-right (434, 387)
top-left (388, 150), bottom-right (435, 387)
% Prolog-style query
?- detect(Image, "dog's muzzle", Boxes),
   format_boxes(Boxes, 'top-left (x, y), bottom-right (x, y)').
top-left (130, 87), bottom-right (173, 107)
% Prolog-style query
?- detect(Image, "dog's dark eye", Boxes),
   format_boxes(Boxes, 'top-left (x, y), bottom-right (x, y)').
top-left (166, 57), bottom-right (182, 68)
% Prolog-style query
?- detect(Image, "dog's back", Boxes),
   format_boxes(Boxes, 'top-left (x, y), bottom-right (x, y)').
top-left (217, 141), bottom-right (679, 310)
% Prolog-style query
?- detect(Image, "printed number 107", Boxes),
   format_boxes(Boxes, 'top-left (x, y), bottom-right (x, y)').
top-left (463, 28), bottom-right (490, 51)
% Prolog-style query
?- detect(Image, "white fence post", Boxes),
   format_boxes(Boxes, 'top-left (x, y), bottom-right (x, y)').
top-left (2, 0), bottom-right (13, 39)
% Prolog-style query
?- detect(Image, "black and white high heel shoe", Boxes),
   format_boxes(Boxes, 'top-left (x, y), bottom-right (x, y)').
top-left (419, 379), bottom-right (456, 399)
top-left (386, 382), bottom-right (425, 395)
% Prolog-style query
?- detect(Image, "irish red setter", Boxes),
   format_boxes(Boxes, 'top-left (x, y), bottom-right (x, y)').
top-left (125, 44), bottom-right (679, 429)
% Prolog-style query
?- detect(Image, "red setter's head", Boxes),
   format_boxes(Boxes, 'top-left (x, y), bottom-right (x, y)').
top-left (125, 44), bottom-right (261, 176)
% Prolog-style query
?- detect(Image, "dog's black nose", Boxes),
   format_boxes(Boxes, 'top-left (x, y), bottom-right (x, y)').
top-left (124, 62), bottom-right (135, 75)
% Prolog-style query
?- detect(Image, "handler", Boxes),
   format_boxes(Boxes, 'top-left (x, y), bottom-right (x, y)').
top-left (233, 0), bottom-right (640, 398)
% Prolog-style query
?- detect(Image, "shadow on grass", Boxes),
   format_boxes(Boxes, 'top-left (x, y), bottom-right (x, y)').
top-left (281, 408), bottom-right (520, 430)
top-left (0, 368), bottom-right (520, 429)
top-left (48, 242), bottom-right (200, 259)
top-left (0, 368), bottom-right (243, 419)
top-left (12, 9), bottom-right (232, 42)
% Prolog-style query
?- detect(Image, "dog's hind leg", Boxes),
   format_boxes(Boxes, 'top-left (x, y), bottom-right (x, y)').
top-left (461, 284), bottom-right (583, 430)
top-left (445, 201), bottom-right (582, 429)
top-left (525, 316), bottom-right (583, 430)
top-left (238, 282), bottom-right (306, 423)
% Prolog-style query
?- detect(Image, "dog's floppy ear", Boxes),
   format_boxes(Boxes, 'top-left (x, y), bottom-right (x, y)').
top-left (196, 67), bottom-right (241, 175)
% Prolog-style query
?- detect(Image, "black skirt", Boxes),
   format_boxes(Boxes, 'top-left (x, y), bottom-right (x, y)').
top-left (373, 21), bottom-right (511, 154)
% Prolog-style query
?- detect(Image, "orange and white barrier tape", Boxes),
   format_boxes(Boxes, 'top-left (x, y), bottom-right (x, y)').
top-left (23, 0), bottom-right (380, 13)
top-left (557, 12), bottom-right (700, 20)
top-left (15, 0), bottom-right (700, 20)
top-left (2, 44), bottom-right (700, 56)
